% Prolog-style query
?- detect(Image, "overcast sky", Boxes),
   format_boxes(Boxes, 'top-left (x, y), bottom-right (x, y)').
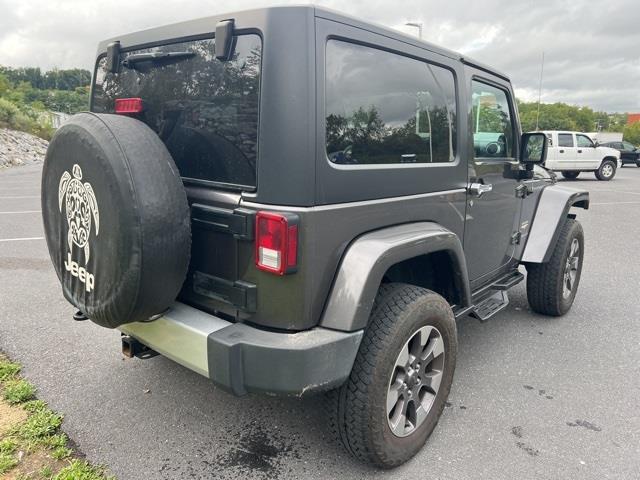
top-left (0, 0), bottom-right (638, 112)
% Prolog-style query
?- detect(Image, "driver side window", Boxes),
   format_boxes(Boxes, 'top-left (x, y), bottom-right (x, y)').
top-left (576, 134), bottom-right (594, 148)
top-left (471, 80), bottom-right (515, 159)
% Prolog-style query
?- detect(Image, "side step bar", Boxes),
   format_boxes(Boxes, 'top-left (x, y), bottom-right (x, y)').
top-left (468, 270), bottom-right (524, 322)
top-left (471, 290), bottom-right (510, 322)
top-left (492, 271), bottom-right (524, 290)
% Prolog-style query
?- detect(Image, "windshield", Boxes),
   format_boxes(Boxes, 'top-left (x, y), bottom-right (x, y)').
top-left (92, 34), bottom-right (262, 189)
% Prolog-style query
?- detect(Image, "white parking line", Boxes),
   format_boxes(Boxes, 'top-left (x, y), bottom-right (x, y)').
top-left (0, 183), bottom-right (40, 187)
top-left (590, 201), bottom-right (640, 206)
top-left (0, 189), bottom-right (40, 192)
top-left (596, 189), bottom-right (640, 196)
top-left (0, 210), bottom-right (41, 214)
top-left (0, 195), bottom-right (40, 199)
top-left (0, 237), bottom-right (44, 242)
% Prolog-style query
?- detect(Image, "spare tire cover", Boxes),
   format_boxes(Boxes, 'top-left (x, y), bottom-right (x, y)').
top-left (41, 113), bottom-right (191, 328)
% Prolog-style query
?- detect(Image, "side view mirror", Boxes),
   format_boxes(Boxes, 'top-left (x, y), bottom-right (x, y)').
top-left (215, 19), bottom-right (236, 61)
top-left (520, 132), bottom-right (548, 164)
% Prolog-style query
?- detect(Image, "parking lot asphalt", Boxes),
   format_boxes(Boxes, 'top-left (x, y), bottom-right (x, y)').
top-left (1, 164), bottom-right (639, 480)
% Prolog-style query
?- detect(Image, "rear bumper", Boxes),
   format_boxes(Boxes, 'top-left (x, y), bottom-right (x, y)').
top-left (119, 302), bottom-right (363, 396)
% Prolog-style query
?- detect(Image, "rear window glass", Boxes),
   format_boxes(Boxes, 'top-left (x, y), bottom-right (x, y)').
top-left (92, 35), bottom-right (262, 189)
top-left (558, 134), bottom-right (574, 147)
top-left (325, 40), bottom-right (457, 165)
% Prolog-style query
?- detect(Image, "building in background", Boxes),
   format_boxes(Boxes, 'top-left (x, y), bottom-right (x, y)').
top-left (628, 113), bottom-right (640, 125)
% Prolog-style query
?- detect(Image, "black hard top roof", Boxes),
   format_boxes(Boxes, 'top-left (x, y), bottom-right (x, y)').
top-left (96, 5), bottom-right (509, 81)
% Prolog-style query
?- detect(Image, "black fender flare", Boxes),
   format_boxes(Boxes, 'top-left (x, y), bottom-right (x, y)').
top-left (521, 184), bottom-right (589, 264)
top-left (320, 222), bottom-right (471, 332)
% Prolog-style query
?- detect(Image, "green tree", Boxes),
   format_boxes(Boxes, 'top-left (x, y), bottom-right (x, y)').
top-left (623, 122), bottom-right (640, 145)
top-left (517, 100), bottom-right (610, 132)
top-left (0, 74), bottom-right (9, 96)
top-left (0, 66), bottom-right (91, 91)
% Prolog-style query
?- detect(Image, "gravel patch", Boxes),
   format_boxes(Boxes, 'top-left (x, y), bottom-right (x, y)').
top-left (0, 128), bottom-right (49, 168)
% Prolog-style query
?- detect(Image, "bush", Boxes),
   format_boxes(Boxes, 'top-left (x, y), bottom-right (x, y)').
top-left (0, 359), bottom-right (21, 381)
top-left (53, 460), bottom-right (113, 480)
top-left (18, 408), bottom-right (62, 440)
top-left (0, 439), bottom-right (17, 454)
top-left (0, 97), bottom-right (21, 125)
top-left (0, 452), bottom-right (17, 474)
top-left (623, 121), bottom-right (640, 146)
top-left (3, 379), bottom-right (36, 404)
top-left (0, 97), bottom-right (53, 140)
top-left (22, 399), bottom-right (48, 413)
top-left (0, 439), bottom-right (17, 474)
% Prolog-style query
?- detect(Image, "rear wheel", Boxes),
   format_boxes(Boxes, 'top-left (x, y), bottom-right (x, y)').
top-left (636, 161), bottom-right (640, 168)
top-left (326, 283), bottom-right (457, 468)
top-left (526, 219), bottom-right (584, 316)
top-left (561, 171), bottom-right (580, 180)
top-left (595, 160), bottom-right (616, 180)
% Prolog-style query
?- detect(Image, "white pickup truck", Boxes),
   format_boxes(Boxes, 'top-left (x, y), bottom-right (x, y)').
top-left (541, 130), bottom-right (621, 180)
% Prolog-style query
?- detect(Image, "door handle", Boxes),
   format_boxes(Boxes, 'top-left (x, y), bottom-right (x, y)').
top-left (577, 149), bottom-right (582, 153)
top-left (468, 183), bottom-right (493, 197)
top-left (559, 149), bottom-right (565, 153)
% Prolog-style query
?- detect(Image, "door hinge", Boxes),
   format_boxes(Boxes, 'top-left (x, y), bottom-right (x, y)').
top-left (511, 231), bottom-right (522, 245)
top-left (193, 271), bottom-right (257, 312)
top-left (515, 183), bottom-right (534, 198)
top-left (191, 204), bottom-right (255, 240)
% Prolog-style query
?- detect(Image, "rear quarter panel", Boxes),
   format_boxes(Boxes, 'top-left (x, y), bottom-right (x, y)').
top-left (239, 16), bottom-right (469, 330)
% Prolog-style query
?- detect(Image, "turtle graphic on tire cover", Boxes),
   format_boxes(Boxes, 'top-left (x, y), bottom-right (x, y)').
top-left (58, 164), bottom-right (100, 263)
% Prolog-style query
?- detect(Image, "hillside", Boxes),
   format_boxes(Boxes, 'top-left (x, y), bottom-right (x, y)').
top-left (0, 66), bottom-right (90, 141)
top-left (0, 127), bottom-right (48, 168)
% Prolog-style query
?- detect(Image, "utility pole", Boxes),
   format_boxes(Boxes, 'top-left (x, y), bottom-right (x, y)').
top-left (535, 51), bottom-right (545, 131)
top-left (405, 22), bottom-right (423, 39)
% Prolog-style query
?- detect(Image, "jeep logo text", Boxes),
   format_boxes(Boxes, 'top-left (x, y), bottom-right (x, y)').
top-left (64, 253), bottom-right (95, 292)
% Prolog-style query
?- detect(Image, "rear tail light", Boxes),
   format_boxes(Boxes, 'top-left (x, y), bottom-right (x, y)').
top-left (115, 97), bottom-right (144, 114)
top-left (255, 211), bottom-right (299, 275)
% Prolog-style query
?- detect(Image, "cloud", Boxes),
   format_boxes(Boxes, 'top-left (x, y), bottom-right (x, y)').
top-left (0, 0), bottom-right (637, 112)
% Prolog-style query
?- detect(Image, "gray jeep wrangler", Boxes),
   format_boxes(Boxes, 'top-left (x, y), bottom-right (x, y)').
top-left (41, 6), bottom-right (589, 468)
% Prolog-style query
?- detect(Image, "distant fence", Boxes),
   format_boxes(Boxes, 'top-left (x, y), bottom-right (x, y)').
top-left (39, 111), bottom-right (71, 129)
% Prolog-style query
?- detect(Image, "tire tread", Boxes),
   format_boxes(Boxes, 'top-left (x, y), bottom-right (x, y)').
top-left (326, 283), bottom-right (456, 468)
top-left (526, 218), bottom-right (583, 316)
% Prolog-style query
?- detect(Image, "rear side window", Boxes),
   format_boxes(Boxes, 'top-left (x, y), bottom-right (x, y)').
top-left (325, 40), bottom-right (457, 165)
top-left (471, 81), bottom-right (515, 159)
top-left (558, 134), bottom-right (574, 147)
top-left (92, 35), bottom-right (262, 189)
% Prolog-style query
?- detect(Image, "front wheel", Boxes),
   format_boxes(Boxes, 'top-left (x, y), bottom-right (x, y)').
top-left (326, 283), bottom-right (457, 468)
top-left (562, 171), bottom-right (580, 180)
top-left (526, 219), bottom-right (584, 316)
top-left (595, 160), bottom-right (616, 180)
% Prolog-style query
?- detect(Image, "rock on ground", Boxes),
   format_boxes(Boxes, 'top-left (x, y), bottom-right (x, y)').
top-left (0, 128), bottom-right (49, 168)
